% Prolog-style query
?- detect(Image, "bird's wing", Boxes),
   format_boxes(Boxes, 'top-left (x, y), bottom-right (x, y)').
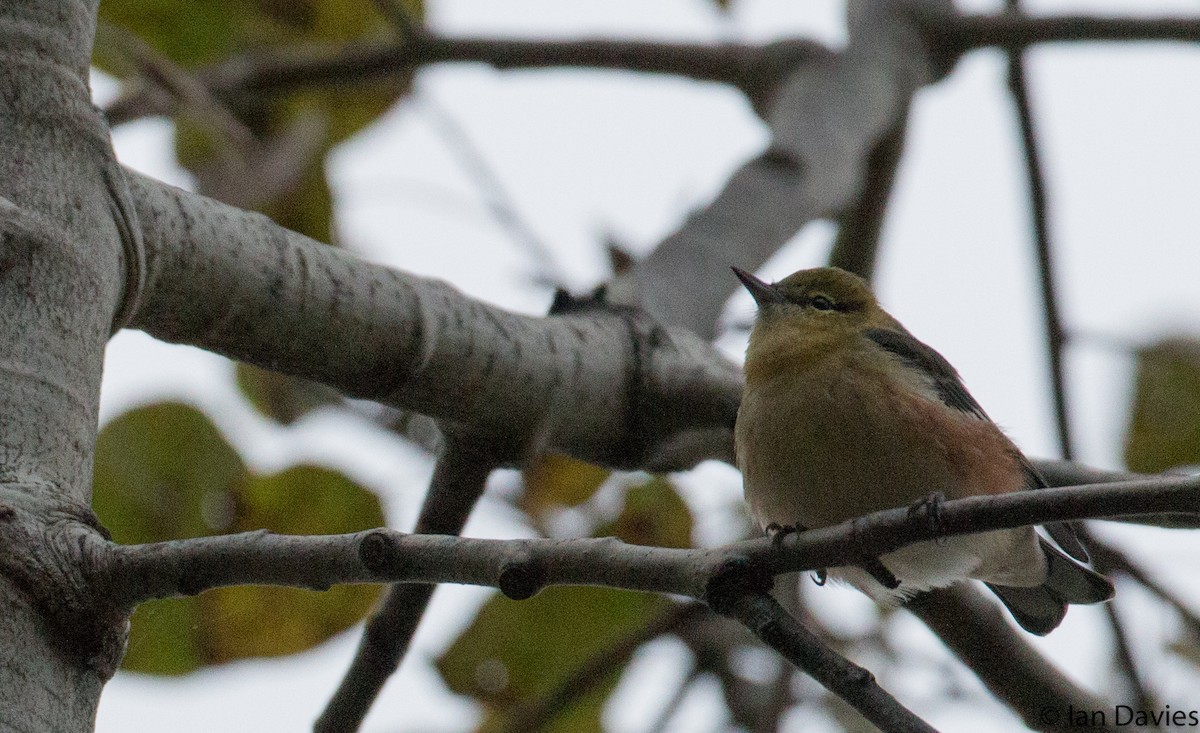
top-left (864, 327), bottom-right (1089, 561)
top-left (862, 327), bottom-right (989, 420)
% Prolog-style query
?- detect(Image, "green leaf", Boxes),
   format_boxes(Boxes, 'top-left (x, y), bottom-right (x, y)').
top-left (520, 454), bottom-right (611, 519)
top-left (100, 0), bottom-right (421, 243)
top-left (1124, 338), bottom-right (1200, 472)
top-left (438, 587), bottom-right (666, 732)
top-left (598, 476), bottom-right (693, 549)
top-left (236, 363), bottom-right (342, 425)
top-left (93, 403), bottom-right (384, 674)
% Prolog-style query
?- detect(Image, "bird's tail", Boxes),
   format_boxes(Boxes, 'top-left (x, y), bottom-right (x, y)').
top-left (986, 538), bottom-right (1115, 636)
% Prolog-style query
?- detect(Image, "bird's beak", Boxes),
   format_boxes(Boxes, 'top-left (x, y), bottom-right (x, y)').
top-left (732, 267), bottom-right (783, 307)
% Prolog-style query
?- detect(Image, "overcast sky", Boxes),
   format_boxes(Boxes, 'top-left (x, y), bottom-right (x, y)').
top-left (93, 1), bottom-right (1200, 731)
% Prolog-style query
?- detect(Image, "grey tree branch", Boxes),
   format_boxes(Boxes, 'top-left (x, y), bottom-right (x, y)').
top-left (715, 591), bottom-right (939, 733)
top-left (619, 0), bottom-right (955, 338)
top-left (87, 471), bottom-right (1198, 732)
top-left (906, 586), bottom-right (1118, 733)
top-left (98, 475), bottom-right (1200, 608)
top-left (315, 437), bottom-right (497, 733)
top-left (125, 172), bottom-right (741, 472)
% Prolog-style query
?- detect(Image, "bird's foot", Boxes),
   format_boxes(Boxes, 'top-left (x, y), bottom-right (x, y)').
top-left (847, 517), bottom-right (902, 590)
top-left (765, 522), bottom-right (801, 547)
top-left (766, 523), bottom-right (831, 588)
top-left (907, 492), bottom-right (946, 542)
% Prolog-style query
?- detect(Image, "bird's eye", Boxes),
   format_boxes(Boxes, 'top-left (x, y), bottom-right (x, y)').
top-left (809, 295), bottom-right (836, 311)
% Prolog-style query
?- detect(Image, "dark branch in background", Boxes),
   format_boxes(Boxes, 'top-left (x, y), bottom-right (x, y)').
top-left (1003, 0), bottom-right (1073, 461)
top-left (103, 36), bottom-right (829, 127)
top-left (315, 438), bottom-right (498, 733)
top-left (906, 586), bottom-right (1118, 733)
top-left (827, 120), bottom-right (908, 282)
top-left (499, 603), bottom-right (705, 733)
top-left (1002, 2), bottom-right (1153, 714)
top-left (96, 476), bottom-right (1200, 731)
top-left (102, 476), bottom-right (1200, 610)
top-left (953, 14), bottom-right (1200, 52)
top-left (713, 591), bottom-right (939, 733)
top-left (102, 15), bottom-right (1200, 128)
top-left (680, 610), bottom-right (796, 732)
top-left (1102, 602), bottom-right (1159, 715)
top-left (369, 0), bottom-right (422, 46)
top-left (1087, 535), bottom-right (1200, 639)
top-left (96, 21), bottom-right (259, 157)
top-left (645, 663), bottom-right (702, 733)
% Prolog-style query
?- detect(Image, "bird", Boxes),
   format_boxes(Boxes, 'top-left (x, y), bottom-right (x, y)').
top-left (732, 265), bottom-right (1113, 635)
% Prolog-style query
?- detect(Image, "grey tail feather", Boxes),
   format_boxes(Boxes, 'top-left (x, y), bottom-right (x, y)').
top-left (987, 539), bottom-right (1115, 636)
top-left (1045, 520), bottom-right (1089, 562)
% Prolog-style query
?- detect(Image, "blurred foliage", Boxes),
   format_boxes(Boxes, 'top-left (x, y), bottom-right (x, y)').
top-left (520, 454), bottom-right (611, 520)
top-left (438, 464), bottom-right (696, 730)
top-left (437, 587), bottom-right (668, 733)
top-left (236, 363), bottom-right (342, 425)
top-left (95, 0), bottom-right (422, 242)
top-left (598, 475), bottom-right (693, 549)
top-left (93, 402), bottom-right (384, 675)
top-left (1124, 338), bottom-right (1200, 473)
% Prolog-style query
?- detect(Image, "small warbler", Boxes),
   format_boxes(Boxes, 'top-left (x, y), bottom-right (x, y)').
top-left (732, 266), bottom-right (1113, 635)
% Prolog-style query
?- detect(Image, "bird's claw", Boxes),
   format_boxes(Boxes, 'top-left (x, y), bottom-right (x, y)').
top-left (766, 523), bottom-right (831, 587)
top-left (765, 522), bottom-right (801, 547)
top-left (908, 492), bottom-right (946, 540)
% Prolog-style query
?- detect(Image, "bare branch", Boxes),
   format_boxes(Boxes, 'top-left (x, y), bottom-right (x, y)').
top-left (99, 475), bottom-right (1200, 608)
top-left (1102, 601), bottom-right (1159, 714)
top-left (417, 96), bottom-right (566, 286)
top-left (827, 120), bottom-right (907, 281)
top-left (955, 14), bottom-right (1200, 51)
top-left (715, 591), bottom-right (938, 733)
top-left (1003, 0), bottom-right (1073, 460)
top-left (316, 438), bottom-right (496, 733)
top-left (104, 36), bottom-right (829, 127)
top-left (1087, 536), bottom-right (1200, 639)
top-left (126, 172), bottom-right (741, 472)
top-left (907, 586), bottom-right (1119, 733)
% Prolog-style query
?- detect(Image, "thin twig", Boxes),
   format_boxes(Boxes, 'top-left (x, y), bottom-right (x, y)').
top-left (418, 97), bottom-right (567, 285)
top-left (828, 120), bottom-right (907, 282)
top-left (645, 662), bottom-right (702, 733)
top-left (955, 14), bottom-right (1200, 51)
top-left (96, 21), bottom-right (259, 158)
top-left (1003, 0), bottom-right (1072, 460)
top-left (1085, 532), bottom-right (1200, 641)
top-left (1103, 601), bottom-right (1160, 717)
top-left (907, 585), bottom-right (1119, 733)
top-left (500, 603), bottom-right (705, 733)
top-left (716, 591), bottom-right (939, 733)
top-left (314, 438), bottom-right (498, 733)
top-left (369, 0), bottom-right (422, 45)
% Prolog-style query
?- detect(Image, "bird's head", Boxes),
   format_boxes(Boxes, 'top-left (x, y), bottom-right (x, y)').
top-left (732, 266), bottom-right (879, 325)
